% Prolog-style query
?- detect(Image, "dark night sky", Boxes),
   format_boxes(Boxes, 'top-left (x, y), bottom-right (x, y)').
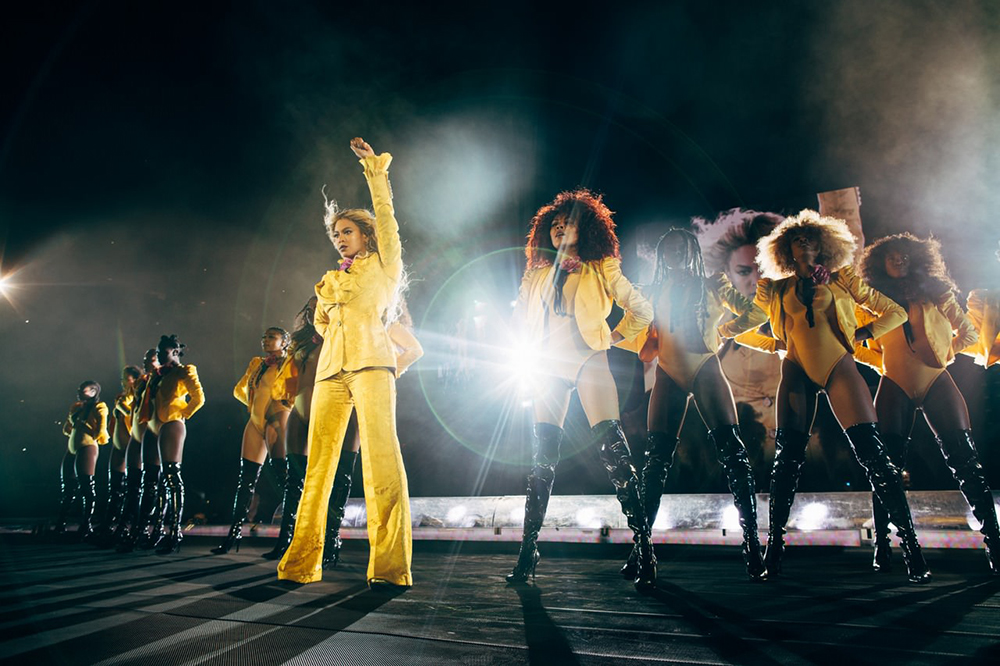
top-left (2, 1), bottom-right (999, 519)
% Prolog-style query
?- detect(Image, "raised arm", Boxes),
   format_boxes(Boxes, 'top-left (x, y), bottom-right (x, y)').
top-left (352, 137), bottom-right (402, 281)
top-left (602, 257), bottom-right (653, 344)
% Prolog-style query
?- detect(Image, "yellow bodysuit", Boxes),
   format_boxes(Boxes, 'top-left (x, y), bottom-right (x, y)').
top-left (861, 294), bottom-right (977, 404)
top-left (63, 401), bottom-right (110, 454)
top-left (112, 390), bottom-right (135, 451)
top-left (720, 266), bottom-right (908, 388)
top-left (234, 357), bottom-right (293, 434)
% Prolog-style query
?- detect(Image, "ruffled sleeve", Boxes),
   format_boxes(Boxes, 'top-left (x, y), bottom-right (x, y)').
top-left (180, 365), bottom-right (206, 419)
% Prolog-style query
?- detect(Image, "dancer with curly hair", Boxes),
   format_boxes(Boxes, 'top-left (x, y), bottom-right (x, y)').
top-left (507, 188), bottom-right (656, 590)
top-left (721, 210), bottom-right (932, 583)
top-left (212, 327), bottom-right (293, 555)
top-left (964, 242), bottom-right (1000, 369)
top-left (858, 234), bottom-right (995, 573)
top-left (56, 381), bottom-right (110, 540)
top-left (277, 137), bottom-right (413, 590)
top-left (623, 227), bottom-right (768, 581)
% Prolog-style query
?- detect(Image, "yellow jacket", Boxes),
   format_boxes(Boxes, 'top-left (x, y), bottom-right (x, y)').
top-left (856, 293), bottom-right (977, 374)
top-left (720, 265), bottom-right (907, 354)
top-left (517, 256), bottom-right (653, 350)
top-left (965, 289), bottom-right (1000, 368)
top-left (618, 272), bottom-right (771, 355)
top-left (234, 356), bottom-right (295, 408)
top-left (140, 364), bottom-right (206, 424)
top-left (314, 153), bottom-right (403, 381)
top-left (63, 401), bottom-right (110, 448)
top-left (112, 390), bottom-right (136, 434)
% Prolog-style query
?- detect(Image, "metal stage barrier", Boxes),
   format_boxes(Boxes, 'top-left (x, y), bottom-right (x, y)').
top-left (155, 490), bottom-right (997, 549)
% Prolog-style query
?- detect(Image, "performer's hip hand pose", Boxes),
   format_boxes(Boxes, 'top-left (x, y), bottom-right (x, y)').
top-left (507, 189), bottom-right (656, 591)
top-left (858, 234), bottom-right (997, 574)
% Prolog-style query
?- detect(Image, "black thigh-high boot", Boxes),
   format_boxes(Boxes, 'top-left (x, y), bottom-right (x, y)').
top-left (155, 462), bottom-right (184, 554)
top-left (117, 465), bottom-right (159, 552)
top-left (79, 474), bottom-right (97, 542)
top-left (99, 470), bottom-right (127, 544)
top-left (55, 468), bottom-right (78, 535)
top-left (265, 454), bottom-right (306, 561)
top-left (939, 429), bottom-right (1000, 575)
top-left (594, 420), bottom-right (655, 591)
top-left (710, 425), bottom-right (766, 581)
top-left (621, 432), bottom-right (678, 579)
top-left (323, 448), bottom-right (359, 568)
top-left (112, 468), bottom-right (142, 548)
top-left (212, 458), bottom-right (262, 554)
top-left (506, 423), bottom-right (563, 584)
top-left (847, 423), bottom-right (931, 583)
top-left (764, 428), bottom-right (809, 576)
top-left (871, 434), bottom-right (908, 573)
top-left (140, 473), bottom-right (168, 550)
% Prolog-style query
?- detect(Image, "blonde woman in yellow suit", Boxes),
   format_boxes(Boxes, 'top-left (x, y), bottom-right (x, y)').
top-left (721, 210), bottom-right (931, 583)
top-left (212, 327), bottom-right (293, 555)
top-left (277, 137), bottom-right (412, 589)
top-left (56, 381), bottom-right (110, 539)
top-left (138, 334), bottom-right (205, 554)
top-left (857, 234), bottom-right (998, 574)
top-left (506, 189), bottom-right (656, 591)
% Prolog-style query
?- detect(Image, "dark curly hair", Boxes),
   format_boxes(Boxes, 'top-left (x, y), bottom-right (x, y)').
top-left (157, 334), bottom-right (186, 356)
top-left (860, 233), bottom-right (956, 304)
top-left (525, 189), bottom-right (620, 268)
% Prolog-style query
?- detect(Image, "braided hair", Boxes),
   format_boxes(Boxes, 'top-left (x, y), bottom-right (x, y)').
top-left (651, 228), bottom-right (708, 333)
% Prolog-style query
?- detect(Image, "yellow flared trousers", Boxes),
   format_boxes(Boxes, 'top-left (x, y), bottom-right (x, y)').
top-left (277, 368), bottom-right (412, 585)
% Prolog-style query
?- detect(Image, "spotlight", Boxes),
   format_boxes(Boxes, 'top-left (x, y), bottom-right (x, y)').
top-left (507, 339), bottom-right (540, 399)
top-left (797, 502), bottom-right (829, 531)
top-left (722, 505), bottom-right (741, 531)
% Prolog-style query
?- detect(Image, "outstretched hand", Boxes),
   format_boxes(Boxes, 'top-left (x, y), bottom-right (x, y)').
top-left (350, 137), bottom-right (375, 159)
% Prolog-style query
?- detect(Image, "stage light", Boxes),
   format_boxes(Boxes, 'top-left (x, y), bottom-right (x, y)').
top-left (797, 502), bottom-right (829, 531)
top-left (446, 505), bottom-right (467, 524)
top-left (508, 338), bottom-right (540, 399)
top-left (652, 510), bottom-right (672, 531)
top-left (575, 508), bottom-right (602, 529)
top-left (722, 505), bottom-right (741, 531)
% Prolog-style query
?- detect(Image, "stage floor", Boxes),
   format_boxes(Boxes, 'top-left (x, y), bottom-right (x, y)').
top-left (2, 534), bottom-right (999, 665)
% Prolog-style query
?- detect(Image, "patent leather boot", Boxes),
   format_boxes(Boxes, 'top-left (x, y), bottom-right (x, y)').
top-left (155, 462), bottom-right (185, 555)
top-left (871, 434), bottom-right (908, 573)
top-left (323, 449), bottom-right (358, 568)
top-left (847, 423), bottom-right (931, 584)
top-left (710, 425), bottom-right (766, 581)
top-left (98, 470), bottom-right (127, 545)
top-left (763, 428), bottom-right (809, 576)
top-left (139, 474), bottom-right (167, 550)
top-left (212, 458), bottom-right (261, 555)
top-left (265, 454), bottom-right (306, 561)
top-left (54, 474), bottom-right (78, 535)
top-left (79, 474), bottom-right (97, 543)
top-left (595, 420), bottom-right (655, 592)
top-left (940, 429), bottom-right (1000, 575)
top-left (622, 431), bottom-right (678, 580)
top-left (507, 423), bottom-right (562, 584)
top-left (111, 467), bottom-right (142, 549)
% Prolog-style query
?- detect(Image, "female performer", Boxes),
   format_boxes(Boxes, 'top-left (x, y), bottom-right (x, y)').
top-left (212, 327), bottom-right (293, 555)
top-left (721, 210), bottom-right (932, 583)
top-left (277, 137), bottom-right (412, 589)
top-left (140, 334), bottom-right (205, 554)
top-left (625, 228), bottom-right (767, 581)
top-left (96, 365), bottom-right (142, 543)
top-left (858, 233), bottom-right (997, 573)
top-left (113, 349), bottom-right (159, 550)
top-left (56, 381), bottom-right (110, 539)
top-left (507, 189), bottom-right (656, 590)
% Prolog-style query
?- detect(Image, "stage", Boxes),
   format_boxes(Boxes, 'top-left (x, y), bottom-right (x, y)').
top-left (2, 534), bottom-right (999, 665)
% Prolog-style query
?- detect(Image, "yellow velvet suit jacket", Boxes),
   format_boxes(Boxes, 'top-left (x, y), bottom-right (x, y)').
top-left (517, 256), bottom-right (653, 350)
top-left (313, 153), bottom-right (403, 381)
top-left (139, 364), bottom-right (206, 424)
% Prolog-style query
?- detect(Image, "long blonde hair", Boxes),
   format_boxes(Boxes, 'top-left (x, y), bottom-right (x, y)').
top-left (756, 209), bottom-right (857, 280)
